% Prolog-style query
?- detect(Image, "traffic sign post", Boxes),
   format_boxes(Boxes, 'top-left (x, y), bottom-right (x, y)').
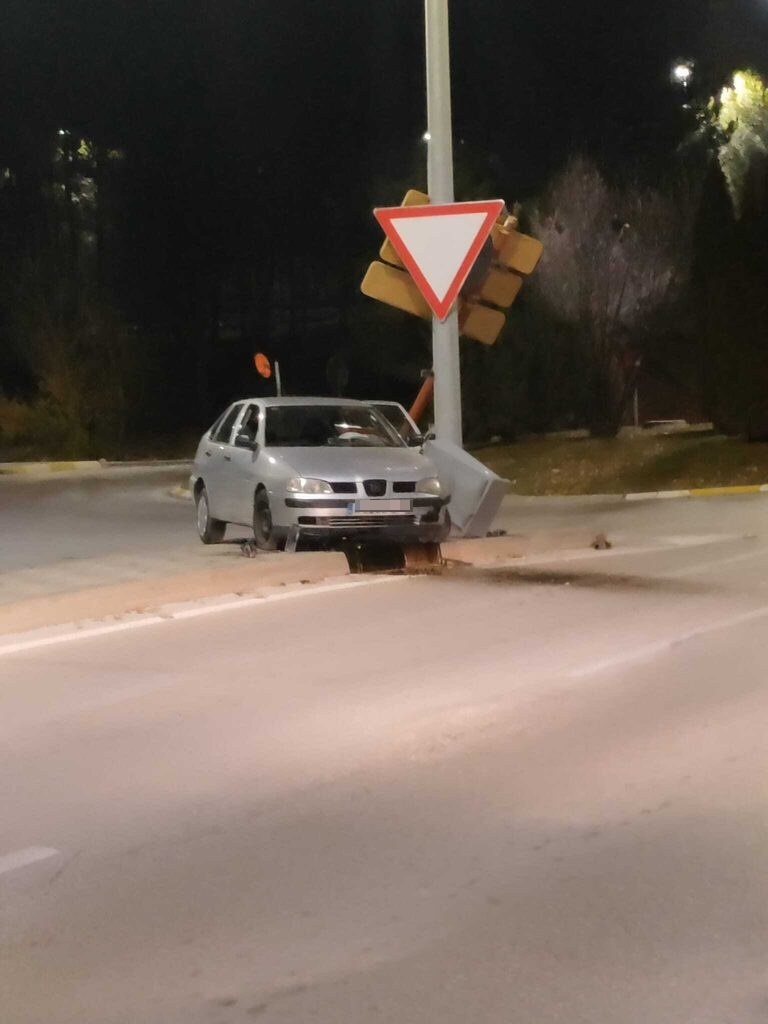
top-left (424, 0), bottom-right (462, 446)
top-left (359, 2), bottom-right (544, 535)
top-left (361, 196), bottom-right (542, 346)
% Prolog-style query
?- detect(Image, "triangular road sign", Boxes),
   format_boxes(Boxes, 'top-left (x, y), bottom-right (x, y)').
top-left (374, 199), bottom-right (504, 321)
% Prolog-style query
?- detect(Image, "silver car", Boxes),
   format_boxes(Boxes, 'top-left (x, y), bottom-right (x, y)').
top-left (190, 397), bottom-right (450, 549)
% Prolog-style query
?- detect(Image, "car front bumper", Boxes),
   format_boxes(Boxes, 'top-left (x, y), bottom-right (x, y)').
top-left (278, 495), bottom-right (449, 543)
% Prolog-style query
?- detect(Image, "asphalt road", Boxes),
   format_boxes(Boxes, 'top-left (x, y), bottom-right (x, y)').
top-left (0, 468), bottom-right (191, 573)
top-left (2, 534), bottom-right (768, 1023)
top-left (2, 466), bottom-right (768, 601)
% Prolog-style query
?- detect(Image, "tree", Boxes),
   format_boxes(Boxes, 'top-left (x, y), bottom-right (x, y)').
top-left (709, 70), bottom-right (768, 220)
top-left (694, 70), bottom-right (768, 437)
top-left (530, 158), bottom-right (695, 436)
top-left (0, 128), bottom-right (144, 456)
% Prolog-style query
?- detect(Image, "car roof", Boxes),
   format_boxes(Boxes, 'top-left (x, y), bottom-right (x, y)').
top-left (232, 396), bottom-right (371, 408)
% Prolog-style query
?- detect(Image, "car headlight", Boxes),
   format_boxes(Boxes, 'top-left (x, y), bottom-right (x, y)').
top-left (416, 477), bottom-right (441, 496)
top-left (286, 477), bottom-right (333, 495)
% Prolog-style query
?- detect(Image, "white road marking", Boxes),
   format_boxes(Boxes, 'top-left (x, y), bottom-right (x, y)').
top-left (568, 602), bottom-right (768, 679)
top-left (170, 575), bottom-right (405, 620)
top-left (664, 547), bottom-right (768, 578)
top-left (0, 846), bottom-right (59, 876)
top-left (0, 616), bottom-right (168, 657)
top-left (0, 576), bottom-right (409, 658)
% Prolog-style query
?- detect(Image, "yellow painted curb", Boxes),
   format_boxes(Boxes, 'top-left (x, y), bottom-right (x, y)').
top-left (0, 460), bottom-right (103, 475)
top-left (689, 485), bottom-right (768, 498)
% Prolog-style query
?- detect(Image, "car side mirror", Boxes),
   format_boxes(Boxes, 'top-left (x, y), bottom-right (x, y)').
top-left (234, 432), bottom-right (258, 451)
top-left (423, 431), bottom-right (436, 443)
top-left (408, 432), bottom-right (426, 447)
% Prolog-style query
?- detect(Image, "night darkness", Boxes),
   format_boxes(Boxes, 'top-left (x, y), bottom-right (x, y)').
top-left (1, 0), bottom-right (768, 446)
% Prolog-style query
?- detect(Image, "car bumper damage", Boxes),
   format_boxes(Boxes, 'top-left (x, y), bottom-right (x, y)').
top-left (281, 495), bottom-right (449, 543)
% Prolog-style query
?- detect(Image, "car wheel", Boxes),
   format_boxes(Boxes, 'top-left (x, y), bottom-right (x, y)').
top-left (195, 485), bottom-right (226, 544)
top-left (253, 490), bottom-right (278, 551)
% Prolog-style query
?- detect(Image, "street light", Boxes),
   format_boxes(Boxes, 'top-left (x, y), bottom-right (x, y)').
top-left (672, 61), bottom-right (694, 86)
top-left (671, 61), bottom-right (694, 110)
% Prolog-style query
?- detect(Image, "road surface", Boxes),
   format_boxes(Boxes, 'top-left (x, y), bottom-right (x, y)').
top-left (2, 466), bottom-right (768, 601)
top-left (0, 468), bottom-right (191, 573)
top-left (2, 533), bottom-right (768, 1023)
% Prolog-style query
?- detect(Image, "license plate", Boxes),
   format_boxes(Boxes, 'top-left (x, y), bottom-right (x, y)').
top-left (353, 499), bottom-right (411, 513)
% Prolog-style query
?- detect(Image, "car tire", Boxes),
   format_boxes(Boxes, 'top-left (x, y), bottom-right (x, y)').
top-left (253, 490), bottom-right (278, 551)
top-left (195, 485), bottom-right (226, 544)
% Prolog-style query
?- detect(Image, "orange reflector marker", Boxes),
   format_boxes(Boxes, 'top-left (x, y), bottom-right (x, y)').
top-left (254, 353), bottom-right (272, 379)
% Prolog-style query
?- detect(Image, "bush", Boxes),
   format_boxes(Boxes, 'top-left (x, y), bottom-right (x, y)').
top-left (0, 392), bottom-right (92, 459)
top-left (0, 396), bottom-right (33, 443)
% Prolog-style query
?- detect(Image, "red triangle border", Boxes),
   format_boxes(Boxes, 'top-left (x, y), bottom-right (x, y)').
top-left (374, 200), bottom-right (504, 321)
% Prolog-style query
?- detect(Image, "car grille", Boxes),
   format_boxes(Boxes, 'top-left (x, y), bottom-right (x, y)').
top-left (363, 479), bottom-right (387, 497)
top-left (327, 515), bottom-right (416, 527)
top-left (298, 515), bottom-right (416, 528)
top-left (392, 481), bottom-right (417, 493)
top-left (329, 482), bottom-right (356, 494)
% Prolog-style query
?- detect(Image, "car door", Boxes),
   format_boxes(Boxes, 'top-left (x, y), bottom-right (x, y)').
top-left (202, 402), bottom-right (244, 521)
top-left (226, 402), bottom-right (263, 526)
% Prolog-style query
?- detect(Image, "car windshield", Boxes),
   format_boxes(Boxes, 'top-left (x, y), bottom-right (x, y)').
top-left (371, 403), bottom-right (421, 444)
top-left (265, 404), bottom-right (405, 448)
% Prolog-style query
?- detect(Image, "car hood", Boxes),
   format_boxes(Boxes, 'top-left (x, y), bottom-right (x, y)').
top-left (267, 446), bottom-right (437, 480)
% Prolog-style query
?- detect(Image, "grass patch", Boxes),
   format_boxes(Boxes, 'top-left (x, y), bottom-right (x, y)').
top-left (473, 429), bottom-right (768, 495)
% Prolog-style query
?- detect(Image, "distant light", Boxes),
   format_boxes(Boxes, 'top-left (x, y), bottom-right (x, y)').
top-left (57, 129), bottom-right (67, 136)
top-left (422, 131), bottom-right (431, 142)
top-left (672, 61), bottom-right (694, 86)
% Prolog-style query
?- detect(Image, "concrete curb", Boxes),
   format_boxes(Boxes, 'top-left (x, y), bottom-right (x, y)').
top-left (442, 529), bottom-right (604, 566)
top-left (104, 459), bottom-right (192, 469)
top-left (0, 459), bottom-right (192, 477)
top-left (625, 484), bottom-right (768, 502)
top-left (0, 552), bottom-right (350, 638)
top-left (0, 529), bottom-right (608, 638)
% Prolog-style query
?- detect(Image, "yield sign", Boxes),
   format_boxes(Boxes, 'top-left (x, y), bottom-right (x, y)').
top-left (374, 199), bottom-right (504, 321)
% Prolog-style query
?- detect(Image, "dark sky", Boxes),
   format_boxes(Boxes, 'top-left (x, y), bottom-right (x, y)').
top-left (6, 0), bottom-right (767, 195)
top-left (2, 0), bottom-right (767, 339)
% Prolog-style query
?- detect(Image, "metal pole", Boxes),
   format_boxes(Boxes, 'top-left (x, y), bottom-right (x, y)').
top-left (275, 360), bottom-right (283, 397)
top-left (425, 0), bottom-right (463, 447)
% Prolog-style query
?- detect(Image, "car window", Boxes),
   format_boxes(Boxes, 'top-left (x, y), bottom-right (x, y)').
top-left (372, 403), bottom-right (420, 443)
top-left (208, 411), bottom-right (226, 438)
top-left (239, 404), bottom-right (261, 444)
top-left (265, 405), bottom-right (405, 448)
top-left (211, 404), bottom-right (243, 444)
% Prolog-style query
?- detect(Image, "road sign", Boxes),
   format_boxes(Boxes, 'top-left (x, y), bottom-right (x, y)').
top-left (361, 261), bottom-right (432, 320)
top-left (253, 352), bottom-right (272, 378)
top-left (373, 199), bottom-right (504, 321)
top-left (379, 189), bottom-right (430, 269)
top-left (491, 222), bottom-right (544, 275)
top-left (459, 302), bottom-right (506, 346)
